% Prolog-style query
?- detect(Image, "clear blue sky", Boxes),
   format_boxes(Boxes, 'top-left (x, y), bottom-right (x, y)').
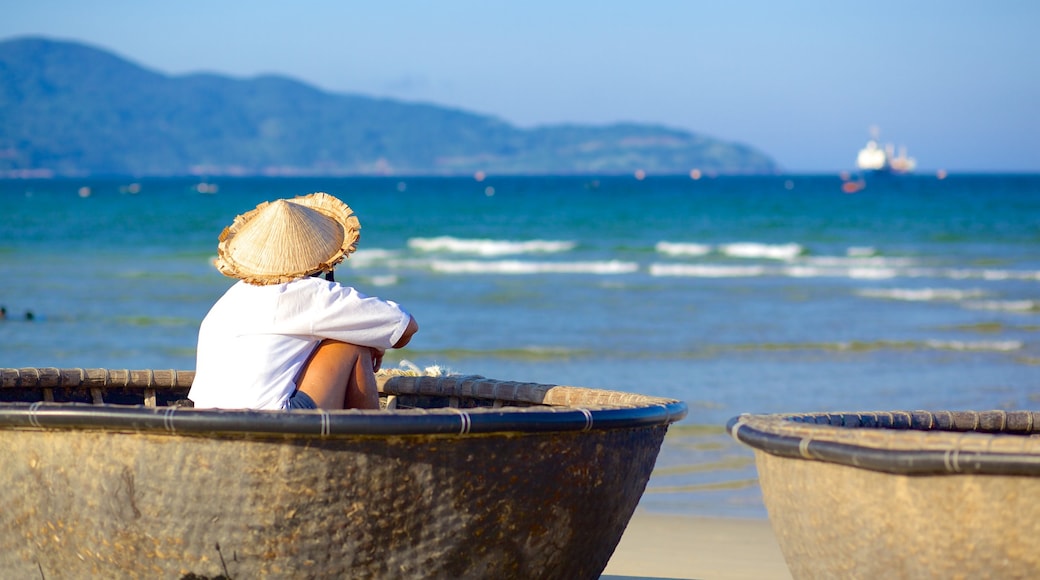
top-left (4, 0), bottom-right (1039, 172)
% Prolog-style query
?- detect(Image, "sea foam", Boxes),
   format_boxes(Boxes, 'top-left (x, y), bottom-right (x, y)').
top-left (655, 241), bottom-right (803, 260)
top-left (649, 264), bottom-right (768, 278)
top-left (962, 300), bottom-right (1040, 313)
top-left (857, 288), bottom-right (987, 302)
top-left (429, 259), bottom-right (638, 275)
top-left (409, 236), bottom-right (575, 256)
top-left (719, 242), bottom-right (803, 260)
top-left (349, 250), bottom-right (397, 268)
top-left (655, 242), bottom-right (712, 257)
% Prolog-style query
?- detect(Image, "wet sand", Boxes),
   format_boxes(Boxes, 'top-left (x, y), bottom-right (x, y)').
top-left (602, 511), bottom-right (792, 580)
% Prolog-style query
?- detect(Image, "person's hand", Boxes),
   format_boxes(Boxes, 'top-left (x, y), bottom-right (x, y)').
top-left (371, 348), bottom-right (384, 372)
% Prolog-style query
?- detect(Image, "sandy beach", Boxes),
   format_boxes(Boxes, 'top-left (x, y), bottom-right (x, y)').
top-left (602, 511), bottom-right (792, 580)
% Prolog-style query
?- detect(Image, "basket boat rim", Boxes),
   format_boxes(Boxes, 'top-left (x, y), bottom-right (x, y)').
top-left (0, 367), bottom-right (687, 437)
top-left (728, 410), bottom-right (1040, 476)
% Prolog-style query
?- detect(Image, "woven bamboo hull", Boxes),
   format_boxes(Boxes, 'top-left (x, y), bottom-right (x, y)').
top-left (729, 411), bottom-right (1040, 579)
top-left (0, 369), bottom-right (687, 579)
top-left (3, 425), bottom-right (666, 579)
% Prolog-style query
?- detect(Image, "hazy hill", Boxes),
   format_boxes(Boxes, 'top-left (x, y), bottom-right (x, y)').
top-left (0, 37), bottom-right (779, 177)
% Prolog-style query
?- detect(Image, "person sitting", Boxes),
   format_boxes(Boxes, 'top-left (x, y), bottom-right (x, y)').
top-left (188, 192), bottom-right (418, 411)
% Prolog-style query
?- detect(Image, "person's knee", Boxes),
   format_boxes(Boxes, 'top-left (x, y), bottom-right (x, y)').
top-left (314, 339), bottom-right (368, 360)
top-left (298, 340), bottom-right (377, 409)
top-left (350, 342), bottom-right (372, 362)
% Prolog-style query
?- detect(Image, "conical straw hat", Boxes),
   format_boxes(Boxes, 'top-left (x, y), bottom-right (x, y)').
top-left (214, 192), bottom-right (360, 285)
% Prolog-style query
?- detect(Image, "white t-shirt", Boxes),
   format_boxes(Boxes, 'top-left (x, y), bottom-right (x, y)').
top-left (189, 277), bottom-right (412, 410)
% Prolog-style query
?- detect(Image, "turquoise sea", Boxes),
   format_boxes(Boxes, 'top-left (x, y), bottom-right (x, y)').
top-left (2, 174), bottom-right (1038, 519)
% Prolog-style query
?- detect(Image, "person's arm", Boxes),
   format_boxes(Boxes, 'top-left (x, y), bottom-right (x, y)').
top-left (393, 315), bottom-right (418, 349)
top-left (371, 315), bottom-right (417, 372)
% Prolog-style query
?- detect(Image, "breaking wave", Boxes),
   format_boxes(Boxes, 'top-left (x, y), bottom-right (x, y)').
top-left (349, 248), bottom-right (400, 266)
top-left (429, 259), bottom-right (638, 275)
top-left (962, 300), bottom-right (1040, 313)
top-left (649, 264), bottom-right (767, 278)
top-left (719, 242), bottom-right (804, 260)
top-left (651, 262), bottom-right (1040, 282)
top-left (857, 288), bottom-right (988, 302)
top-left (655, 242), bottom-right (712, 257)
top-left (723, 339), bottom-right (1023, 353)
top-left (655, 241), bottom-right (803, 260)
top-left (409, 236), bottom-right (576, 256)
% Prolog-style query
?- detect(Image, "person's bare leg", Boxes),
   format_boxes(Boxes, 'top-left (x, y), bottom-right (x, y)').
top-left (345, 347), bottom-right (380, 409)
top-left (296, 340), bottom-right (379, 409)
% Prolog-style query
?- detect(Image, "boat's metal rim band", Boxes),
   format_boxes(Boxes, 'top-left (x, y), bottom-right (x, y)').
top-left (728, 410), bottom-right (1040, 477)
top-left (0, 368), bottom-right (687, 436)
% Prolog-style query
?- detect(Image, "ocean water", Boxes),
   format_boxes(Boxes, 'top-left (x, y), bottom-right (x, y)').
top-left (2, 174), bottom-right (1038, 519)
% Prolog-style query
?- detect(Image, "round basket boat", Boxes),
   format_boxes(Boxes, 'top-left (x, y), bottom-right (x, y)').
top-left (0, 368), bottom-right (686, 580)
top-left (728, 410), bottom-right (1040, 579)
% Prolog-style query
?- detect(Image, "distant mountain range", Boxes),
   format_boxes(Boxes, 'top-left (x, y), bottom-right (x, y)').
top-left (0, 37), bottom-right (779, 177)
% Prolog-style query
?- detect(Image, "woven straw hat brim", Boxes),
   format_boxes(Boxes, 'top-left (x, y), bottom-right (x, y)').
top-left (215, 192), bottom-right (360, 285)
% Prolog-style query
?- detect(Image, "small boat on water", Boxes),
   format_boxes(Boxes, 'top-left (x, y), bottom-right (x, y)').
top-left (729, 410), bottom-right (1040, 578)
top-left (0, 367), bottom-right (685, 579)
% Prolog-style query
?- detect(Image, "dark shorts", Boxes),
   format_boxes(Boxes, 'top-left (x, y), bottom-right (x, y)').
top-left (287, 390), bottom-right (318, 410)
